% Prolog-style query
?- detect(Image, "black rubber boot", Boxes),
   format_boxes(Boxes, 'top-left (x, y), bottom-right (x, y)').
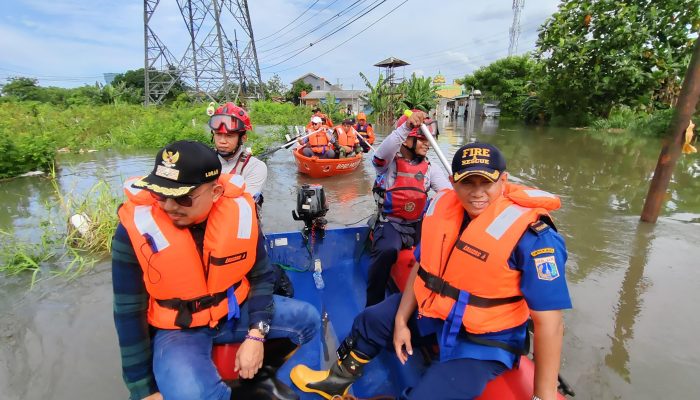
top-left (229, 338), bottom-right (300, 400)
top-left (290, 350), bottom-right (370, 400)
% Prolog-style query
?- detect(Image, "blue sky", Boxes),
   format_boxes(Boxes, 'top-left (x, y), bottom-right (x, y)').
top-left (0, 0), bottom-right (561, 89)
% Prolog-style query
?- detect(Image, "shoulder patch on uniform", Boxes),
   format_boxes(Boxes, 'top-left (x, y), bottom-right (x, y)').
top-left (528, 220), bottom-right (550, 235)
top-left (531, 247), bottom-right (555, 257)
top-left (534, 256), bottom-right (560, 281)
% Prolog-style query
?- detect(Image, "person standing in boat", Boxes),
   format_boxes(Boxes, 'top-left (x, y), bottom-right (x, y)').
top-left (299, 116), bottom-right (336, 159)
top-left (354, 112), bottom-right (375, 153)
top-left (365, 110), bottom-right (450, 307)
top-left (111, 140), bottom-right (319, 400)
top-left (290, 142), bottom-right (572, 400)
top-left (334, 119), bottom-right (362, 158)
top-left (209, 103), bottom-right (268, 204)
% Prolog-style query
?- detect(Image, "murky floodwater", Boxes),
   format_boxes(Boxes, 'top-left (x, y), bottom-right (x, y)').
top-left (1, 119), bottom-right (699, 399)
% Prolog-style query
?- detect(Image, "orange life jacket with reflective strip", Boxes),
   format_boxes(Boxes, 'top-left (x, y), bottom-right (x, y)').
top-left (308, 128), bottom-right (330, 153)
top-left (414, 184), bottom-right (561, 334)
top-left (117, 174), bottom-right (258, 329)
top-left (354, 123), bottom-right (375, 144)
top-left (336, 126), bottom-right (359, 147)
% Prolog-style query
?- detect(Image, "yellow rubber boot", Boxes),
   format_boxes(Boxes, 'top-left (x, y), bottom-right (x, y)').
top-left (290, 350), bottom-right (370, 400)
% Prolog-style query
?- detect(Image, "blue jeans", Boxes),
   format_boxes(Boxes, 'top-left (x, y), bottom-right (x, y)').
top-left (152, 295), bottom-right (319, 400)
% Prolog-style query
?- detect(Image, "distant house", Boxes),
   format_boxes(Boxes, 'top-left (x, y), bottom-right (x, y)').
top-left (291, 73), bottom-right (340, 91)
top-left (301, 89), bottom-right (368, 116)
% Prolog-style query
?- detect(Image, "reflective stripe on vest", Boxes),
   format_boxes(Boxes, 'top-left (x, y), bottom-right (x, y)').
top-left (485, 205), bottom-right (527, 240)
top-left (134, 205), bottom-right (170, 251)
top-left (234, 197), bottom-right (253, 239)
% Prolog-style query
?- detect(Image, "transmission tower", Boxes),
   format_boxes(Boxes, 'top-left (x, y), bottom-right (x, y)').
top-left (143, 0), bottom-right (264, 105)
top-left (508, 0), bottom-right (524, 57)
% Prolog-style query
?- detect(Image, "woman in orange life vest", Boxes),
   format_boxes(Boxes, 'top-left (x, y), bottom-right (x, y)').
top-left (111, 141), bottom-right (319, 400)
top-left (334, 119), bottom-right (362, 158)
top-left (354, 112), bottom-right (375, 153)
top-left (290, 142), bottom-right (572, 400)
top-left (365, 110), bottom-right (451, 307)
top-left (299, 116), bottom-right (336, 159)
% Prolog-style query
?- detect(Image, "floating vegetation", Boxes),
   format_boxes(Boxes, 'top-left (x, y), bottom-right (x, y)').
top-left (0, 172), bottom-right (121, 287)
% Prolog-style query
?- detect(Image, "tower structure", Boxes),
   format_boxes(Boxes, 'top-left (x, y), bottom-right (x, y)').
top-left (143, 0), bottom-right (264, 105)
top-left (508, 0), bottom-right (525, 57)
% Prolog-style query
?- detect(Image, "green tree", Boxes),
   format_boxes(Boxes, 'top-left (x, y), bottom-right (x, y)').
top-left (1, 77), bottom-right (43, 101)
top-left (536, 0), bottom-right (700, 121)
top-left (112, 67), bottom-right (188, 103)
top-left (319, 93), bottom-right (343, 124)
top-left (459, 55), bottom-right (538, 117)
top-left (264, 74), bottom-right (288, 98)
top-left (359, 72), bottom-right (394, 124)
top-left (397, 73), bottom-right (437, 114)
top-left (285, 80), bottom-right (312, 105)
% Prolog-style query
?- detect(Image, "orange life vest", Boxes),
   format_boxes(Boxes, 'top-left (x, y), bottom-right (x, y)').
top-left (336, 126), bottom-right (359, 148)
top-left (307, 127), bottom-right (330, 153)
top-left (414, 184), bottom-right (561, 334)
top-left (117, 174), bottom-right (258, 329)
top-left (354, 123), bottom-right (375, 144)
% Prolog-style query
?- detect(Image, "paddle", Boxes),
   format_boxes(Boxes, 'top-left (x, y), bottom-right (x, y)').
top-left (257, 127), bottom-right (316, 158)
top-left (403, 110), bottom-right (452, 174)
top-left (354, 130), bottom-right (376, 153)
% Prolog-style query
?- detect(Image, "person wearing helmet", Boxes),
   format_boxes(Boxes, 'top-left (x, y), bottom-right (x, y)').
top-left (299, 116), bottom-right (336, 159)
top-left (365, 110), bottom-right (450, 307)
top-left (334, 119), bottom-right (362, 158)
top-left (354, 112), bottom-right (375, 153)
top-left (209, 102), bottom-right (268, 199)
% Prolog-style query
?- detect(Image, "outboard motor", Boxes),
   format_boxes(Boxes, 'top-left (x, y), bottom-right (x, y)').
top-left (292, 184), bottom-right (329, 241)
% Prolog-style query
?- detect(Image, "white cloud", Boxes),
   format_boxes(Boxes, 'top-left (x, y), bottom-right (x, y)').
top-left (0, 0), bottom-right (561, 88)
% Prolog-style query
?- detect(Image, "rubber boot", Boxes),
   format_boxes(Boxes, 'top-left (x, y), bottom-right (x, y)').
top-left (229, 338), bottom-right (300, 400)
top-left (290, 350), bottom-right (370, 400)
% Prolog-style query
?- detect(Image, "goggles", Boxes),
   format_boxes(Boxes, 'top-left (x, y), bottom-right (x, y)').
top-left (209, 114), bottom-right (246, 133)
top-left (150, 189), bottom-right (206, 207)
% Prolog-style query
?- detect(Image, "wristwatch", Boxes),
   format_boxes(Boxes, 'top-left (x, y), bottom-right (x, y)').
top-left (249, 321), bottom-right (270, 337)
top-left (532, 396), bottom-right (543, 400)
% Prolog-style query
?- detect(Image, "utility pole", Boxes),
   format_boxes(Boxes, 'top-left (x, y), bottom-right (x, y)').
top-left (640, 36), bottom-right (700, 223)
top-left (508, 0), bottom-right (524, 57)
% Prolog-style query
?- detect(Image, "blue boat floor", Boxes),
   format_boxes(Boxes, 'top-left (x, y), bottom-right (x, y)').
top-left (267, 227), bottom-right (425, 399)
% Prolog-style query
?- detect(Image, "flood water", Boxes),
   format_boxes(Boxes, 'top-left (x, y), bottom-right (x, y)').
top-left (1, 118), bottom-right (699, 399)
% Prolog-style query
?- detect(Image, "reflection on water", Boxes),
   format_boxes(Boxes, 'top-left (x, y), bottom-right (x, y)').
top-left (1, 120), bottom-right (700, 399)
top-left (605, 223), bottom-right (654, 382)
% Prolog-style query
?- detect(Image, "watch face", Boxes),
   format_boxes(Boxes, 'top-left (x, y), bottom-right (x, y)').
top-left (254, 321), bottom-right (270, 335)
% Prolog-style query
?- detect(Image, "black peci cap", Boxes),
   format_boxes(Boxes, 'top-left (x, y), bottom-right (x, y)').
top-left (132, 140), bottom-right (221, 197)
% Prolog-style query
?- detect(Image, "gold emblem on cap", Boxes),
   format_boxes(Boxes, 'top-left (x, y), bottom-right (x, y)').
top-left (162, 151), bottom-right (180, 168)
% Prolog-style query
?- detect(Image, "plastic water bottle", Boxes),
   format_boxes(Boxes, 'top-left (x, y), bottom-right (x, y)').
top-left (312, 259), bottom-right (325, 290)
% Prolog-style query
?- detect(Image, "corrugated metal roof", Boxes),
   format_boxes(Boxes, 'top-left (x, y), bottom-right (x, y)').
top-left (303, 89), bottom-right (368, 100)
top-left (373, 56), bottom-right (409, 67)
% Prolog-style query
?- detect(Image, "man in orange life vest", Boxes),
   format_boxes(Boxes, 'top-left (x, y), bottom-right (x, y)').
top-left (111, 141), bottom-right (319, 400)
top-left (290, 142), bottom-right (572, 400)
top-left (365, 110), bottom-right (450, 307)
top-left (354, 112), bottom-right (375, 153)
top-left (334, 119), bottom-right (362, 158)
top-left (299, 116), bottom-right (336, 159)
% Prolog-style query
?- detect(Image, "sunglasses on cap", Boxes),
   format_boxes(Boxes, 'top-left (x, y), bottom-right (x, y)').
top-left (209, 114), bottom-right (246, 132)
top-left (150, 189), bottom-right (207, 207)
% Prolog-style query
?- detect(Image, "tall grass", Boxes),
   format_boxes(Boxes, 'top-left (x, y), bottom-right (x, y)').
top-left (0, 100), bottom-right (314, 179)
top-left (0, 172), bottom-right (121, 286)
top-left (590, 106), bottom-right (675, 137)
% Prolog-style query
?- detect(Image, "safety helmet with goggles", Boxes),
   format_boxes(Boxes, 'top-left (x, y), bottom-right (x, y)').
top-left (395, 111), bottom-right (435, 139)
top-left (209, 102), bottom-right (252, 134)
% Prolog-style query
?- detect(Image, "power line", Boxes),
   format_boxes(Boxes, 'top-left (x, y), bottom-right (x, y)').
top-left (272, 0), bottom-right (408, 74)
top-left (255, 0), bottom-right (321, 41)
top-left (261, 0), bottom-right (389, 70)
top-left (257, 0), bottom-right (367, 54)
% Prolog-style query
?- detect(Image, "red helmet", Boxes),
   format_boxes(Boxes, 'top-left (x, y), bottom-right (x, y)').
top-left (209, 102), bottom-right (252, 133)
top-left (396, 110), bottom-right (434, 138)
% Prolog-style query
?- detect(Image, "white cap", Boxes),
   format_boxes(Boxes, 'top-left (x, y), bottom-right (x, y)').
top-left (311, 116), bottom-right (323, 124)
